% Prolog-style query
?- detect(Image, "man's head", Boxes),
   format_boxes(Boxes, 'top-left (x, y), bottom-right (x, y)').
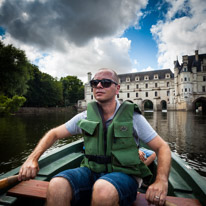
top-left (90, 68), bottom-right (120, 103)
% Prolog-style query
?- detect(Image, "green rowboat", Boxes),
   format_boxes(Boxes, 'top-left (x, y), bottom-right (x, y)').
top-left (0, 139), bottom-right (206, 205)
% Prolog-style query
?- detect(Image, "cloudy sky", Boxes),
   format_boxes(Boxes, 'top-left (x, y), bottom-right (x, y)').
top-left (0, 0), bottom-right (206, 82)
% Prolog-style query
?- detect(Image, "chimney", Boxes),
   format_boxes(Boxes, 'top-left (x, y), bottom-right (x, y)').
top-left (195, 50), bottom-right (199, 61)
top-left (87, 72), bottom-right (92, 82)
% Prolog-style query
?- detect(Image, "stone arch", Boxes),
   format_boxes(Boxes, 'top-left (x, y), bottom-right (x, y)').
top-left (161, 100), bottom-right (167, 110)
top-left (142, 99), bottom-right (153, 111)
top-left (193, 97), bottom-right (206, 114)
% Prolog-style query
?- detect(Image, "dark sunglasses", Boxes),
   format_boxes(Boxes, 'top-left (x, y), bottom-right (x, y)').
top-left (90, 79), bottom-right (118, 88)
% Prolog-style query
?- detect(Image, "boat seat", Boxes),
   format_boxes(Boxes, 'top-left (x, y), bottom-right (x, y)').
top-left (37, 152), bottom-right (83, 178)
top-left (7, 180), bottom-right (202, 206)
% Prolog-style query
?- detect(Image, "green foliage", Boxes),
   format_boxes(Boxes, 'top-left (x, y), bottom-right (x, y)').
top-left (61, 76), bottom-right (84, 106)
top-left (0, 95), bottom-right (26, 115)
top-left (0, 40), bottom-right (84, 108)
top-left (0, 41), bottom-right (30, 97)
top-left (24, 65), bottom-right (63, 107)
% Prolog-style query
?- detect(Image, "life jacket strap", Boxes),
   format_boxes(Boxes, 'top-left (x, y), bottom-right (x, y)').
top-left (85, 155), bottom-right (111, 164)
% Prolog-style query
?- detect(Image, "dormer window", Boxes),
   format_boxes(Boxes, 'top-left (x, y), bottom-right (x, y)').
top-left (144, 75), bottom-right (149, 80)
top-left (126, 77), bottom-right (130, 82)
top-left (165, 73), bottom-right (170, 79)
top-left (135, 76), bottom-right (140, 81)
top-left (154, 74), bottom-right (158, 79)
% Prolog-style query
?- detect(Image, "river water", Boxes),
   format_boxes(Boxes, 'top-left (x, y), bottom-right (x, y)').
top-left (0, 111), bottom-right (206, 177)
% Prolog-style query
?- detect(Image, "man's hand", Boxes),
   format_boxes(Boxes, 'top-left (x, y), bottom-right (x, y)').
top-left (18, 158), bottom-right (39, 181)
top-left (145, 178), bottom-right (168, 206)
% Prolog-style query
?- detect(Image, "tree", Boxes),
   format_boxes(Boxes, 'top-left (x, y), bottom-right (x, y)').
top-left (24, 65), bottom-right (63, 107)
top-left (0, 95), bottom-right (26, 115)
top-left (0, 41), bottom-right (30, 97)
top-left (61, 76), bottom-right (84, 106)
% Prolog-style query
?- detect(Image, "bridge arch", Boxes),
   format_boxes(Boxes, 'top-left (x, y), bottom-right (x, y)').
top-left (161, 100), bottom-right (167, 110)
top-left (142, 99), bottom-right (153, 111)
top-left (193, 97), bottom-right (206, 114)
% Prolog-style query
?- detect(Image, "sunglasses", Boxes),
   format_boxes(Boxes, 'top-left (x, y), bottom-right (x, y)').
top-left (90, 79), bottom-right (118, 88)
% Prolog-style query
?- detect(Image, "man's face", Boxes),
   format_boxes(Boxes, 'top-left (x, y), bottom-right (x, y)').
top-left (92, 70), bottom-right (120, 103)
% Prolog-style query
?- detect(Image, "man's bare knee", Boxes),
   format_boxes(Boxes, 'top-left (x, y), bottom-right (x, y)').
top-left (47, 177), bottom-right (72, 206)
top-left (91, 179), bottom-right (119, 206)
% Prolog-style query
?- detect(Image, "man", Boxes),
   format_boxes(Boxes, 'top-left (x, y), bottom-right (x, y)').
top-left (18, 68), bottom-right (171, 206)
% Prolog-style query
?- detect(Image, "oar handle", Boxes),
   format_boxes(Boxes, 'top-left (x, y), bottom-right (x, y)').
top-left (0, 175), bottom-right (19, 190)
top-left (165, 200), bottom-right (177, 206)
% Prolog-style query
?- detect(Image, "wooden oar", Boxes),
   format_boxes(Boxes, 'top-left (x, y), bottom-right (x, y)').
top-left (0, 175), bottom-right (19, 190)
top-left (165, 200), bottom-right (177, 206)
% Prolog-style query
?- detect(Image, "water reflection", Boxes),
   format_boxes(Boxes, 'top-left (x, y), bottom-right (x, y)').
top-left (144, 111), bottom-right (206, 176)
top-left (0, 111), bottom-right (206, 177)
top-left (0, 111), bottom-right (77, 175)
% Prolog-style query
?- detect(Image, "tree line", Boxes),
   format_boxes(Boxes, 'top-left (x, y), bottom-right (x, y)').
top-left (0, 41), bottom-right (84, 114)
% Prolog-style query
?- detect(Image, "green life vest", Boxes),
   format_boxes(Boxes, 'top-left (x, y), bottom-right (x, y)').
top-left (77, 101), bottom-right (152, 179)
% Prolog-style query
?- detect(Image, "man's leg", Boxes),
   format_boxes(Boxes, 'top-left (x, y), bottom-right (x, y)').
top-left (46, 167), bottom-right (94, 206)
top-left (92, 172), bottom-right (138, 206)
top-left (91, 179), bottom-right (119, 206)
top-left (47, 177), bottom-right (72, 206)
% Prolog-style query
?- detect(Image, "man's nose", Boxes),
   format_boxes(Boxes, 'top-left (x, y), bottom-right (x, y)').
top-left (97, 82), bottom-right (103, 88)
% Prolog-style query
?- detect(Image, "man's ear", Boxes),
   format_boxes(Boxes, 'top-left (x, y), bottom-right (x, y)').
top-left (116, 84), bottom-right (120, 94)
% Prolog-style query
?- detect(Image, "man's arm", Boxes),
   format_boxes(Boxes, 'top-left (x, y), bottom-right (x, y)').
top-left (145, 135), bottom-right (171, 206)
top-left (18, 124), bottom-right (71, 181)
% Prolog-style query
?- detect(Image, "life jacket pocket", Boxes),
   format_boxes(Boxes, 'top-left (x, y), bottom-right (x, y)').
top-left (112, 121), bottom-right (134, 150)
top-left (111, 148), bottom-right (142, 175)
top-left (78, 119), bottom-right (99, 154)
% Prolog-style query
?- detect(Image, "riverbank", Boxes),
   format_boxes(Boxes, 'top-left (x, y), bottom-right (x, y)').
top-left (15, 106), bottom-right (77, 115)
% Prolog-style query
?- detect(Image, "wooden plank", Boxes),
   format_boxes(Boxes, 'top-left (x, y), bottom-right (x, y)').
top-left (7, 180), bottom-right (202, 206)
top-left (7, 180), bottom-right (49, 199)
top-left (132, 193), bottom-right (202, 206)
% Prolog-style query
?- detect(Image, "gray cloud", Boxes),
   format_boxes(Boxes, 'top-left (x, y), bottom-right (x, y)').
top-left (0, 0), bottom-right (147, 50)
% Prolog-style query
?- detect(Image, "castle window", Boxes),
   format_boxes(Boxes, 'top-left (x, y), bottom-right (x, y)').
top-left (136, 84), bottom-right (139, 89)
top-left (167, 82), bottom-right (170, 87)
top-left (155, 83), bottom-right (158, 87)
top-left (127, 85), bottom-right (130, 90)
top-left (136, 93), bottom-right (138, 97)
top-left (154, 74), bottom-right (158, 79)
top-left (203, 86), bottom-right (206, 92)
top-left (91, 88), bottom-right (93, 92)
top-left (167, 91), bottom-right (170, 96)
top-left (165, 73), bottom-right (170, 79)
top-left (203, 76), bottom-right (206, 81)
top-left (184, 77), bottom-right (187, 81)
top-left (127, 93), bottom-right (130, 98)
top-left (91, 95), bottom-right (93, 100)
top-left (145, 92), bottom-right (148, 97)
top-left (144, 75), bottom-right (149, 80)
top-left (203, 66), bottom-right (206, 72)
top-left (155, 91), bottom-right (158, 96)
top-left (126, 77), bottom-right (130, 82)
top-left (117, 94), bottom-right (119, 98)
top-left (185, 88), bottom-right (187, 92)
top-left (145, 83), bottom-right (148, 88)
top-left (135, 76), bottom-right (140, 81)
